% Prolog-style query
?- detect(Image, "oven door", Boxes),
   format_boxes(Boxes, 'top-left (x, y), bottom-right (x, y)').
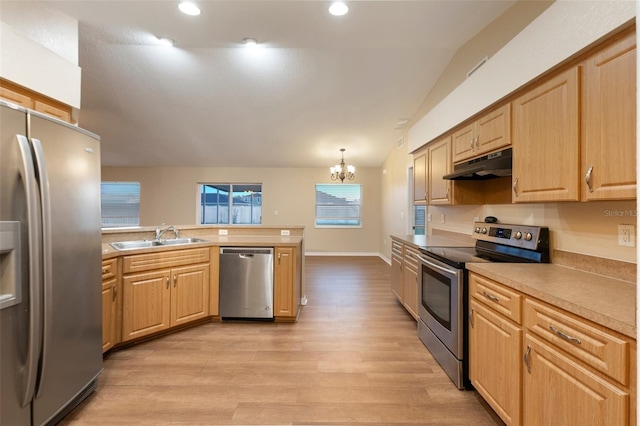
top-left (416, 253), bottom-right (463, 358)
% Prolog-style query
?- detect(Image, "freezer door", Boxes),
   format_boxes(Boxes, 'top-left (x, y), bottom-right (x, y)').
top-left (29, 114), bottom-right (103, 425)
top-left (0, 104), bottom-right (33, 425)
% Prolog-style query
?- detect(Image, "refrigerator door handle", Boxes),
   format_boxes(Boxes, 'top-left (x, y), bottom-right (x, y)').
top-left (30, 138), bottom-right (52, 399)
top-left (15, 135), bottom-right (43, 407)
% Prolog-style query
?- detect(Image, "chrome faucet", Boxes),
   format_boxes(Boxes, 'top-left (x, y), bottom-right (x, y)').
top-left (155, 224), bottom-right (179, 240)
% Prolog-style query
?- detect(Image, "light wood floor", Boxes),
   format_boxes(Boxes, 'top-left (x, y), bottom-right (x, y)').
top-left (62, 256), bottom-right (503, 425)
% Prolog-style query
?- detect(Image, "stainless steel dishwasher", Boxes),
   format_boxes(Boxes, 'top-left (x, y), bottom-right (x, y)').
top-left (219, 247), bottom-right (274, 320)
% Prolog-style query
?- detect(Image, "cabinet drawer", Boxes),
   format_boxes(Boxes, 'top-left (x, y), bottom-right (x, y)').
top-left (469, 273), bottom-right (522, 324)
top-left (403, 246), bottom-right (420, 270)
top-left (102, 259), bottom-right (118, 281)
top-left (524, 299), bottom-right (630, 385)
top-left (391, 240), bottom-right (403, 257)
top-left (123, 248), bottom-right (210, 274)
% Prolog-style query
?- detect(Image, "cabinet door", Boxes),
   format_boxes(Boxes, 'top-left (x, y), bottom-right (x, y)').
top-left (512, 67), bottom-right (580, 202)
top-left (122, 270), bottom-right (171, 341)
top-left (274, 247), bottom-right (296, 317)
top-left (170, 264), bottom-right (210, 326)
top-left (469, 300), bottom-right (522, 426)
top-left (476, 103), bottom-right (511, 155)
top-left (452, 122), bottom-right (477, 163)
top-left (413, 150), bottom-right (428, 203)
top-left (583, 31), bottom-right (636, 200)
top-left (391, 254), bottom-right (403, 302)
top-left (428, 136), bottom-right (452, 205)
top-left (402, 264), bottom-right (418, 320)
top-left (101, 277), bottom-right (118, 353)
top-left (523, 334), bottom-right (629, 426)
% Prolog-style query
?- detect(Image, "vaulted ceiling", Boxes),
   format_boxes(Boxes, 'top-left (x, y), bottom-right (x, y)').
top-left (45, 1), bottom-right (516, 168)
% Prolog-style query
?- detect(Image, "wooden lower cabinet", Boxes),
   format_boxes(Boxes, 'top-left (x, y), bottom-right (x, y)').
top-left (390, 240), bottom-right (403, 301)
top-left (469, 272), bottom-right (635, 426)
top-left (523, 334), bottom-right (629, 426)
top-left (274, 246), bottom-right (298, 319)
top-left (469, 300), bottom-right (522, 426)
top-left (101, 258), bottom-right (120, 353)
top-left (121, 248), bottom-right (211, 342)
top-left (402, 246), bottom-right (419, 319)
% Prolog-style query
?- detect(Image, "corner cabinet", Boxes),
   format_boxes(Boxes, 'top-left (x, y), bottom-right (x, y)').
top-left (512, 66), bottom-right (580, 202)
top-left (582, 30), bottom-right (637, 200)
top-left (274, 246), bottom-right (300, 321)
top-left (121, 248), bottom-right (210, 342)
top-left (101, 258), bottom-right (121, 353)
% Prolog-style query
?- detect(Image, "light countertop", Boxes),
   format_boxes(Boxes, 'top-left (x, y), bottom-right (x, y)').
top-left (391, 234), bottom-right (474, 249)
top-left (466, 262), bottom-right (636, 339)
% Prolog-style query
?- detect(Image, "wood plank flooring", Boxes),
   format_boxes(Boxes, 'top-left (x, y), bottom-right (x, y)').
top-left (61, 256), bottom-right (503, 425)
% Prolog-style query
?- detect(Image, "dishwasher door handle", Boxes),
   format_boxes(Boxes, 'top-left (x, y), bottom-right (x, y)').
top-left (239, 254), bottom-right (254, 259)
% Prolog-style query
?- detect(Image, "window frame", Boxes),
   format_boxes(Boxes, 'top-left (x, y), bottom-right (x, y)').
top-left (314, 183), bottom-right (363, 229)
top-left (100, 181), bottom-right (141, 228)
top-left (198, 183), bottom-right (263, 225)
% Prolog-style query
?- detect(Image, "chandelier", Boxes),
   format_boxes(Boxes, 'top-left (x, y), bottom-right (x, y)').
top-left (330, 148), bottom-right (355, 182)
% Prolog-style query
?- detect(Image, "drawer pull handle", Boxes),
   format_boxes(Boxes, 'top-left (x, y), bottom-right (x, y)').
top-left (469, 308), bottom-right (474, 327)
top-left (102, 268), bottom-right (108, 274)
top-left (512, 177), bottom-right (519, 197)
top-left (524, 345), bottom-right (531, 373)
top-left (549, 325), bottom-right (581, 345)
top-left (482, 291), bottom-right (499, 302)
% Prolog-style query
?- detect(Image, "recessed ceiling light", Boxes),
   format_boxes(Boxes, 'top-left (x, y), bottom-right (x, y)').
top-left (157, 37), bottom-right (175, 47)
top-left (178, 2), bottom-right (200, 16)
top-left (329, 2), bottom-right (349, 16)
top-left (242, 38), bottom-right (259, 47)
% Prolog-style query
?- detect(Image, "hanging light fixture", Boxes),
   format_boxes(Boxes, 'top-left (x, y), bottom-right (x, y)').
top-left (330, 148), bottom-right (356, 182)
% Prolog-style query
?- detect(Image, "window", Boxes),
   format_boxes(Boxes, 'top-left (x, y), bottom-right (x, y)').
top-left (413, 205), bottom-right (426, 235)
top-left (199, 184), bottom-right (262, 225)
top-left (101, 182), bottom-right (140, 227)
top-left (315, 184), bottom-right (362, 227)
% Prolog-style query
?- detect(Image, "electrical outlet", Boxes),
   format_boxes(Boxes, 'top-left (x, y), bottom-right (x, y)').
top-left (274, 210), bottom-right (279, 216)
top-left (427, 214), bottom-right (432, 222)
top-left (218, 229), bottom-right (228, 235)
top-left (400, 211), bottom-right (404, 219)
top-left (618, 224), bottom-right (635, 247)
top-left (441, 214), bottom-right (446, 224)
top-left (280, 229), bottom-right (290, 236)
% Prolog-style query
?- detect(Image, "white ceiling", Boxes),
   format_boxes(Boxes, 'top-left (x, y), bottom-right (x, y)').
top-left (45, 1), bottom-right (516, 168)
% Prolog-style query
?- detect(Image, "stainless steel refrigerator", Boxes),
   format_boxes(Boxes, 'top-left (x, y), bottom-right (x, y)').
top-left (1, 100), bottom-right (103, 425)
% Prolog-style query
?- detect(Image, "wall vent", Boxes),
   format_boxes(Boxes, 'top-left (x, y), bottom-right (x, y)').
top-left (394, 119), bottom-right (409, 130)
top-left (467, 56), bottom-right (489, 78)
top-left (396, 136), bottom-right (404, 149)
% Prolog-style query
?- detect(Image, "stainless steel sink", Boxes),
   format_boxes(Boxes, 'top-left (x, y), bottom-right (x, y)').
top-left (159, 237), bottom-right (207, 246)
top-left (109, 237), bottom-right (208, 251)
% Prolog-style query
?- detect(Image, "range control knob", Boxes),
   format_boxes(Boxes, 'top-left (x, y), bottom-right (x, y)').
top-left (475, 227), bottom-right (481, 233)
top-left (481, 227), bottom-right (488, 235)
top-left (514, 231), bottom-right (523, 240)
top-left (524, 232), bottom-right (533, 241)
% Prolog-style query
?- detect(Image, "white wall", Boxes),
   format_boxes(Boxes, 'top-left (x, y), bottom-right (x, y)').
top-left (102, 166), bottom-right (381, 254)
top-left (0, 3), bottom-right (81, 107)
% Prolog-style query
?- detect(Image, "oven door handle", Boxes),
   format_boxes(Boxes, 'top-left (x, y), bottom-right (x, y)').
top-left (416, 254), bottom-right (457, 276)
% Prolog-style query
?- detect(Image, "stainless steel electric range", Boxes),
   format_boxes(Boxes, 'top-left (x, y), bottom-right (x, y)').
top-left (416, 222), bottom-right (550, 389)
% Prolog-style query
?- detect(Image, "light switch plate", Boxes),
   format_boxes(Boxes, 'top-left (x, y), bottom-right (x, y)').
top-left (618, 224), bottom-right (635, 247)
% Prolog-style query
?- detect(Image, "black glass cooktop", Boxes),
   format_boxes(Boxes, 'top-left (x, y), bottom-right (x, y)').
top-left (420, 246), bottom-right (492, 268)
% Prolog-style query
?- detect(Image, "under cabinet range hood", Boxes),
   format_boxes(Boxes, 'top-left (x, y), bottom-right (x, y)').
top-left (443, 147), bottom-right (512, 180)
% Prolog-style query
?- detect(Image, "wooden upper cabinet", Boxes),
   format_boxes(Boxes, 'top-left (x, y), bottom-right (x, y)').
top-left (413, 149), bottom-right (428, 204)
top-left (582, 30), bottom-right (637, 200)
top-left (428, 136), bottom-right (452, 205)
top-left (452, 104), bottom-right (511, 163)
top-left (512, 66), bottom-right (580, 202)
top-left (0, 78), bottom-right (74, 123)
